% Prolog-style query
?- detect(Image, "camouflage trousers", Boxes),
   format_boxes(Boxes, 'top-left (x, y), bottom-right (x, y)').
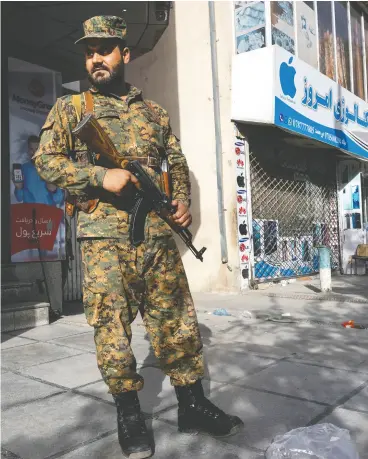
top-left (80, 236), bottom-right (204, 395)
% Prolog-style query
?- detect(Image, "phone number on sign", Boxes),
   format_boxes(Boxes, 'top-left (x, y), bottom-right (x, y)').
top-left (288, 117), bottom-right (346, 146)
top-left (291, 118), bottom-right (315, 134)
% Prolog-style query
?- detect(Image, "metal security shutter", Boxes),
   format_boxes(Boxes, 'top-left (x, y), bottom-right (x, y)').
top-left (249, 144), bottom-right (340, 281)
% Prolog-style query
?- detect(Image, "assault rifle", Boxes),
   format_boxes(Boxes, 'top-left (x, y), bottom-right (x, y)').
top-left (126, 161), bottom-right (206, 261)
top-left (72, 113), bottom-right (206, 262)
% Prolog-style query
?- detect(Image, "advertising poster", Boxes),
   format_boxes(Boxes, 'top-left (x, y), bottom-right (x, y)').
top-left (234, 136), bottom-right (250, 289)
top-left (8, 57), bottom-right (65, 263)
top-left (271, 1), bottom-right (295, 54)
top-left (234, 2), bottom-right (266, 54)
top-left (335, 0), bottom-right (351, 90)
top-left (296, 1), bottom-right (318, 69)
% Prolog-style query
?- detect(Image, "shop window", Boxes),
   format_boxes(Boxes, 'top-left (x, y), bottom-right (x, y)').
top-left (271, 1), bottom-right (295, 54)
top-left (296, 1), bottom-right (318, 69)
top-left (335, 1), bottom-right (351, 90)
top-left (351, 5), bottom-right (364, 99)
top-left (317, 1), bottom-right (335, 80)
top-left (234, 2), bottom-right (266, 54)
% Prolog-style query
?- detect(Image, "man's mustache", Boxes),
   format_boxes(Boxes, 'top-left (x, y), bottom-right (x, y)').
top-left (92, 65), bottom-right (110, 73)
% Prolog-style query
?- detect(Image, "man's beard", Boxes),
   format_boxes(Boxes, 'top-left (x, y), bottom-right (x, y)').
top-left (87, 64), bottom-right (123, 91)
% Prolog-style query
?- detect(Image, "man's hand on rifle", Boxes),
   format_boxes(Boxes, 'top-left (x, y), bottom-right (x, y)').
top-left (172, 200), bottom-right (192, 228)
top-left (102, 169), bottom-right (139, 196)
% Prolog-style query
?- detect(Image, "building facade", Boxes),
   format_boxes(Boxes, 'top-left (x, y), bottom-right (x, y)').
top-left (127, 0), bottom-right (368, 292)
top-left (231, 1), bottom-right (368, 289)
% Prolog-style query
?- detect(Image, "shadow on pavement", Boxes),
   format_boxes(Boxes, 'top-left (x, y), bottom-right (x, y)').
top-left (2, 294), bottom-right (368, 458)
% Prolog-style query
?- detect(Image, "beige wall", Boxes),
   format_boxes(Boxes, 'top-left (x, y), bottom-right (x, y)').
top-left (126, 1), bottom-right (240, 292)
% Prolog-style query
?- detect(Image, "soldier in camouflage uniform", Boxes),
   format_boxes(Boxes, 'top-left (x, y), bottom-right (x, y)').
top-left (33, 16), bottom-right (243, 459)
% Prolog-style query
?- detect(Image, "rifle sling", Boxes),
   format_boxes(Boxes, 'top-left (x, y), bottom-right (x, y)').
top-left (72, 95), bottom-right (82, 123)
top-left (84, 90), bottom-right (94, 113)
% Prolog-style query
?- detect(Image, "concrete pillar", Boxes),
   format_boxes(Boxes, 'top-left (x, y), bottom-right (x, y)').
top-left (318, 246), bottom-right (332, 292)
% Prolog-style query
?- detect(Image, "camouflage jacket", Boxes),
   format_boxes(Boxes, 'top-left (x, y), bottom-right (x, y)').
top-left (33, 85), bottom-right (191, 239)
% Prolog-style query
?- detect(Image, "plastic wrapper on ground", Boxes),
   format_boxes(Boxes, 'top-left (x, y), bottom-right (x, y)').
top-left (265, 423), bottom-right (360, 459)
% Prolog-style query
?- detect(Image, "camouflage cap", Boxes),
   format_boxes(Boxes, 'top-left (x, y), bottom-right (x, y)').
top-left (75, 16), bottom-right (127, 44)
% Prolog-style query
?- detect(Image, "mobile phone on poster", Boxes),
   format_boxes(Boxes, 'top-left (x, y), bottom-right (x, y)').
top-left (12, 163), bottom-right (23, 183)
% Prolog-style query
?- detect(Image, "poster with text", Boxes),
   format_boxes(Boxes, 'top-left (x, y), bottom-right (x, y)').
top-left (8, 57), bottom-right (65, 263)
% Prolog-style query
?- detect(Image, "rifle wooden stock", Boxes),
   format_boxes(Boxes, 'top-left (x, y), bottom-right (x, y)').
top-left (161, 158), bottom-right (171, 199)
top-left (72, 113), bottom-right (122, 167)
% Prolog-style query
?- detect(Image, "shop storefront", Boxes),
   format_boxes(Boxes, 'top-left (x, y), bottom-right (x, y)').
top-left (232, 1), bottom-right (368, 288)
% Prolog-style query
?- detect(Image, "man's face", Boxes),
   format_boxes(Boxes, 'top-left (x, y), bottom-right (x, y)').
top-left (85, 38), bottom-right (130, 89)
top-left (28, 141), bottom-right (39, 158)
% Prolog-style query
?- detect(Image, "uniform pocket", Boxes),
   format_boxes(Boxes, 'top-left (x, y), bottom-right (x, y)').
top-left (94, 110), bottom-right (121, 153)
top-left (146, 213), bottom-right (173, 239)
top-left (95, 110), bottom-right (120, 119)
top-left (83, 289), bottom-right (104, 327)
top-left (95, 110), bottom-right (121, 135)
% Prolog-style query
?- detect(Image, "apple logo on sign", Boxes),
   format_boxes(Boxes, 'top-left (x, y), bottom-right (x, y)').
top-left (242, 268), bottom-right (249, 279)
top-left (237, 173), bottom-right (245, 188)
top-left (239, 221), bottom-right (248, 236)
top-left (280, 57), bottom-right (297, 98)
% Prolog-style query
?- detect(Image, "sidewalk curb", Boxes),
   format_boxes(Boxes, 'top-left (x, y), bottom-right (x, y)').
top-left (255, 291), bottom-right (368, 305)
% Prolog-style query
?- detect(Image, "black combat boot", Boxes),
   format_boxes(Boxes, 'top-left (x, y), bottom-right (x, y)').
top-left (175, 380), bottom-right (244, 437)
top-left (113, 391), bottom-right (152, 459)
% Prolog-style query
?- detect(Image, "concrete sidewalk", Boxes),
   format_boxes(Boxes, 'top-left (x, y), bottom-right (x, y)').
top-left (194, 273), bottom-right (368, 324)
top-left (2, 278), bottom-right (368, 459)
